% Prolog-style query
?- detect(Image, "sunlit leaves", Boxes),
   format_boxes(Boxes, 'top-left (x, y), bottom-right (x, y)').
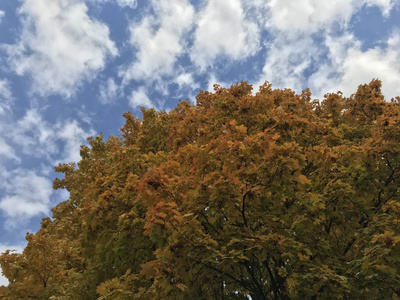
top-left (1, 80), bottom-right (400, 299)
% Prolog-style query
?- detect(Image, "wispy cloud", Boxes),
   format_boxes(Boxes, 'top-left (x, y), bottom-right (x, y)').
top-left (57, 119), bottom-right (94, 163)
top-left (364, 0), bottom-right (397, 16)
top-left (0, 79), bottom-right (13, 115)
top-left (0, 10), bottom-right (5, 24)
top-left (90, 0), bottom-right (138, 8)
top-left (7, 109), bottom-right (94, 163)
top-left (0, 138), bottom-right (20, 163)
top-left (175, 72), bottom-right (200, 90)
top-left (99, 78), bottom-right (120, 104)
top-left (115, 0), bottom-right (137, 8)
top-left (129, 86), bottom-right (155, 108)
top-left (256, 33), bottom-right (319, 92)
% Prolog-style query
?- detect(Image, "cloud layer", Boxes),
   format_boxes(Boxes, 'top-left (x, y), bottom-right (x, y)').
top-left (3, 0), bottom-right (398, 101)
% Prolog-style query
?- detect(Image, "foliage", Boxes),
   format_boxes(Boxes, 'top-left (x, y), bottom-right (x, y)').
top-left (1, 80), bottom-right (400, 299)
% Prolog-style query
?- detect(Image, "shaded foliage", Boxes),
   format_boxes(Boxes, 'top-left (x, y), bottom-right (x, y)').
top-left (1, 80), bottom-right (400, 299)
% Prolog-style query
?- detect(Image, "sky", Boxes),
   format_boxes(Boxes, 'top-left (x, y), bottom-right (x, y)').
top-left (0, 0), bottom-right (400, 286)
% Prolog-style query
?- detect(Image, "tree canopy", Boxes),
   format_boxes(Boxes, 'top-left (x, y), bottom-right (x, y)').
top-left (1, 80), bottom-right (400, 299)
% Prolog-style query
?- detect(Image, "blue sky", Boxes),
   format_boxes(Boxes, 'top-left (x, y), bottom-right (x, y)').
top-left (0, 0), bottom-right (399, 285)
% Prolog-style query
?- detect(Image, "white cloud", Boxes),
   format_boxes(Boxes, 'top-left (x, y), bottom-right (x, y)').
top-left (99, 78), bottom-right (119, 104)
top-left (365, 0), bottom-right (396, 16)
top-left (8, 109), bottom-right (94, 163)
top-left (191, 0), bottom-right (260, 69)
top-left (338, 33), bottom-right (400, 99)
top-left (308, 33), bottom-right (359, 98)
top-left (0, 10), bottom-right (5, 24)
top-left (0, 138), bottom-right (20, 162)
top-left (11, 109), bottom-right (58, 158)
top-left (0, 168), bottom-right (53, 220)
top-left (90, 0), bottom-right (137, 8)
top-left (206, 73), bottom-right (230, 92)
top-left (57, 120), bottom-right (93, 163)
top-left (6, 0), bottom-right (117, 98)
top-left (257, 1), bottom-right (398, 98)
top-left (266, 0), bottom-right (355, 32)
top-left (265, 0), bottom-right (396, 33)
top-left (309, 31), bottom-right (400, 100)
top-left (116, 0), bottom-right (137, 7)
top-left (175, 72), bottom-right (199, 89)
top-left (256, 33), bottom-right (319, 92)
top-left (129, 87), bottom-right (155, 108)
top-left (242, 1), bottom-right (269, 26)
top-left (0, 79), bottom-right (13, 115)
top-left (122, 0), bottom-right (194, 83)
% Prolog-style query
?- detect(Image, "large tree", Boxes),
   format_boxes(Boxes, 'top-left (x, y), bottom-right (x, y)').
top-left (1, 80), bottom-right (400, 299)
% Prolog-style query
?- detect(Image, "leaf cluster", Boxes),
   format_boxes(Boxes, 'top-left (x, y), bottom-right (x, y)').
top-left (1, 80), bottom-right (400, 299)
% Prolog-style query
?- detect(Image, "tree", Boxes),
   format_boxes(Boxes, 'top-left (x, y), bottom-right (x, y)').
top-left (1, 80), bottom-right (399, 299)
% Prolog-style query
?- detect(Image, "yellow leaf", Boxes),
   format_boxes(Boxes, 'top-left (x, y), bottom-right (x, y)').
top-left (296, 174), bottom-right (311, 185)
